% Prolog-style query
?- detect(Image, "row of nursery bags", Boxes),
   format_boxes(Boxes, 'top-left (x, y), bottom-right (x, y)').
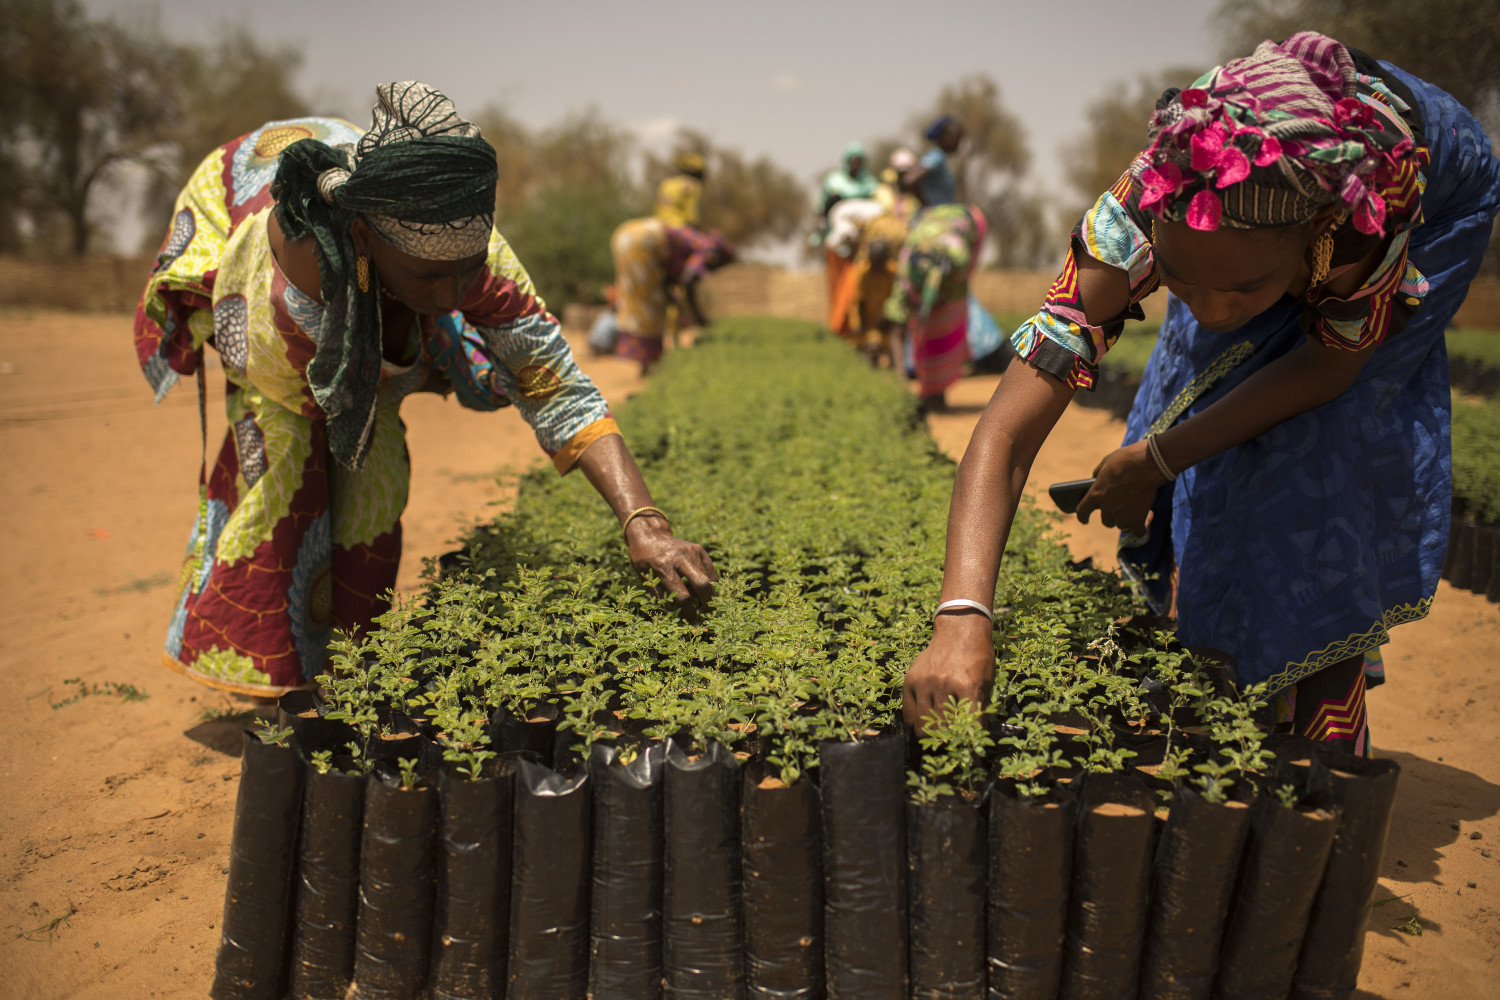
top-left (211, 720), bottom-right (1398, 1000)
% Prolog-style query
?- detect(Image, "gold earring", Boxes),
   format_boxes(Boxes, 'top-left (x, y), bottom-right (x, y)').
top-left (1309, 231), bottom-right (1334, 286)
top-left (356, 254), bottom-right (370, 293)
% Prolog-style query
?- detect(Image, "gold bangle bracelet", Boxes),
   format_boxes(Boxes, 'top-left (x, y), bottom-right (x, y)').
top-left (621, 505), bottom-right (670, 535)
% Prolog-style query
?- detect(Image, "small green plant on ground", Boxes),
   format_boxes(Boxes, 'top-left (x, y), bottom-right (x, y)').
top-left (10, 901), bottom-right (79, 943)
top-left (48, 678), bottom-right (148, 709)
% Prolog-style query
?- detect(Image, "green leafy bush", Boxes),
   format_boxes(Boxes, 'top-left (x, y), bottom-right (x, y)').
top-left (322, 318), bottom-right (1269, 802)
top-left (1452, 392), bottom-right (1500, 522)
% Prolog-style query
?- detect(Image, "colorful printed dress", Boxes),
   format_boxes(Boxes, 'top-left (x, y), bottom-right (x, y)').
top-left (609, 217), bottom-right (722, 364)
top-left (134, 117), bottom-right (619, 695)
top-left (1010, 58), bottom-right (1500, 710)
top-left (884, 203), bottom-right (988, 397)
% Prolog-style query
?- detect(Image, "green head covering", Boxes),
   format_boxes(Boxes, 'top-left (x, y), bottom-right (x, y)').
top-left (272, 81), bottom-right (497, 470)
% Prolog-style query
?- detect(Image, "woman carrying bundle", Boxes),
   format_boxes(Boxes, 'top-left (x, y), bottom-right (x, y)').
top-left (135, 82), bottom-right (716, 696)
top-left (904, 33), bottom-right (1500, 754)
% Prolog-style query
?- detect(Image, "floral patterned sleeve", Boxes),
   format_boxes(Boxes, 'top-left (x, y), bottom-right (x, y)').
top-left (460, 230), bottom-right (618, 473)
top-left (1009, 168), bottom-right (1162, 390)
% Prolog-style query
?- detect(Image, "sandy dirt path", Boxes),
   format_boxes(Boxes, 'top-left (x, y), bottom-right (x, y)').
top-left (0, 311), bottom-right (1494, 999)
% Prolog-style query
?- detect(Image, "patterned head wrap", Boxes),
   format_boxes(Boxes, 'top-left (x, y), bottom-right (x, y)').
top-left (1136, 32), bottom-right (1420, 235)
top-left (271, 81), bottom-right (498, 469)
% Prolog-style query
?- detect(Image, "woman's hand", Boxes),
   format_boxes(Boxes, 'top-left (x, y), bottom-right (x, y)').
top-left (903, 612), bottom-right (996, 734)
top-left (1076, 439), bottom-right (1166, 535)
top-left (624, 515), bottom-right (717, 617)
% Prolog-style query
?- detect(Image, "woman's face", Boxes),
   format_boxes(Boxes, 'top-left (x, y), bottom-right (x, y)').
top-left (1152, 219), bottom-right (1308, 333)
top-left (353, 218), bottom-right (487, 315)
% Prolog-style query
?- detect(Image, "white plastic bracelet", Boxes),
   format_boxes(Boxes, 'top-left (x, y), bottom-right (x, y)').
top-left (934, 598), bottom-right (995, 624)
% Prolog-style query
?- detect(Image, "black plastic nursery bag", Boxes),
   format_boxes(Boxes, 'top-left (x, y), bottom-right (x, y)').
top-left (1290, 752), bottom-right (1401, 1000)
top-left (1139, 784), bottom-right (1252, 1000)
top-left (1213, 764), bottom-right (1341, 1000)
top-left (212, 731), bottom-right (306, 1000)
top-left (508, 756), bottom-right (592, 1000)
top-left (820, 733), bottom-right (908, 1000)
top-left (742, 768), bottom-right (824, 1000)
top-left (430, 761), bottom-right (515, 1000)
top-left (986, 781), bottom-right (1077, 1000)
top-left (664, 740), bottom-right (745, 999)
top-left (908, 795), bottom-right (987, 1000)
top-left (351, 768), bottom-right (437, 1000)
top-left (589, 741), bottom-right (666, 1000)
top-left (490, 703), bottom-right (560, 769)
top-left (1059, 773), bottom-right (1158, 1000)
top-left (289, 754), bottom-right (365, 1000)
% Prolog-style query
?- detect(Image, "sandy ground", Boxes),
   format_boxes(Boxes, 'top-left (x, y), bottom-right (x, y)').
top-left (0, 310), bottom-right (1494, 999)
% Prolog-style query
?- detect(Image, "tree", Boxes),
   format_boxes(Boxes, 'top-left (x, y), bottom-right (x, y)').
top-left (1217, 0), bottom-right (1499, 129)
top-left (1, 0), bottom-right (177, 255)
top-left (1059, 67), bottom-right (1204, 227)
top-left (483, 110), bottom-right (647, 307)
top-left (644, 128), bottom-right (808, 249)
top-left (140, 27), bottom-right (310, 244)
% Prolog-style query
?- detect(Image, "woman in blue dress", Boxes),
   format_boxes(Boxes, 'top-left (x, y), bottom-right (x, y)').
top-left (903, 32), bottom-right (1500, 754)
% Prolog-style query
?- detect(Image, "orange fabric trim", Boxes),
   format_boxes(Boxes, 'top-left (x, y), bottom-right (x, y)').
top-left (552, 417), bottom-right (621, 474)
top-left (161, 651), bottom-right (313, 699)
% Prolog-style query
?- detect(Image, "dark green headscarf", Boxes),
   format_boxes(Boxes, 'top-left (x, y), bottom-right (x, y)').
top-left (271, 82), bottom-right (497, 470)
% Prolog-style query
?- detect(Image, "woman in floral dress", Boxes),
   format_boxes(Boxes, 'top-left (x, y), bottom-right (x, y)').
top-left (135, 82), bottom-right (715, 695)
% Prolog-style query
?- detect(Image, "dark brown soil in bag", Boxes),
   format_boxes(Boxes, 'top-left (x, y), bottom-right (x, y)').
top-left (430, 761), bottom-right (514, 1000)
top-left (820, 733), bottom-right (908, 1000)
top-left (1139, 785), bottom-right (1252, 1000)
top-left (1290, 751), bottom-right (1401, 1000)
top-left (742, 767), bottom-right (824, 1000)
top-left (1213, 761), bottom-right (1341, 1000)
top-left (986, 781), bottom-right (1076, 1000)
top-left (908, 795), bottom-right (987, 999)
top-left (212, 732), bottom-right (305, 1000)
top-left (352, 769), bottom-right (437, 1000)
top-left (507, 757), bottom-right (591, 1000)
top-left (663, 740), bottom-right (745, 999)
top-left (289, 755), bottom-right (364, 1000)
top-left (589, 741), bottom-right (666, 1000)
top-left (1059, 773), bottom-right (1158, 1000)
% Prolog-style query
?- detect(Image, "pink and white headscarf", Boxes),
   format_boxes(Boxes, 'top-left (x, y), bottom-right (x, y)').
top-left (1135, 32), bottom-right (1420, 235)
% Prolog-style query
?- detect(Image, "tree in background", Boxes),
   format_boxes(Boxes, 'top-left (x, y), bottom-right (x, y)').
top-left (477, 109), bottom-right (647, 308)
top-left (1060, 67), bottom-right (1204, 228)
top-left (139, 28), bottom-right (310, 247)
top-left (1216, 0), bottom-right (1500, 273)
top-left (643, 128), bottom-right (808, 251)
top-left (1, 0), bottom-right (176, 255)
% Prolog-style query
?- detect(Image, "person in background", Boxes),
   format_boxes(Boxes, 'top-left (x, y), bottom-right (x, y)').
top-left (655, 151), bottom-right (706, 229)
top-left (134, 83), bottom-right (717, 696)
top-left (903, 33), bottom-right (1500, 756)
top-left (883, 203), bottom-right (988, 412)
top-left (876, 147), bottom-right (920, 221)
top-left (903, 116), bottom-right (964, 209)
top-left (839, 211), bottom-right (910, 361)
top-left (611, 215), bottom-right (735, 374)
top-left (824, 196), bottom-right (886, 338)
top-left (816, 142), bottom-right (880, 309)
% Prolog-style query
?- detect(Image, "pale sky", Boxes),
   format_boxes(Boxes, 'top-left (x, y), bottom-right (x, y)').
top-left (84, 0), bottom-right (1226, 255)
